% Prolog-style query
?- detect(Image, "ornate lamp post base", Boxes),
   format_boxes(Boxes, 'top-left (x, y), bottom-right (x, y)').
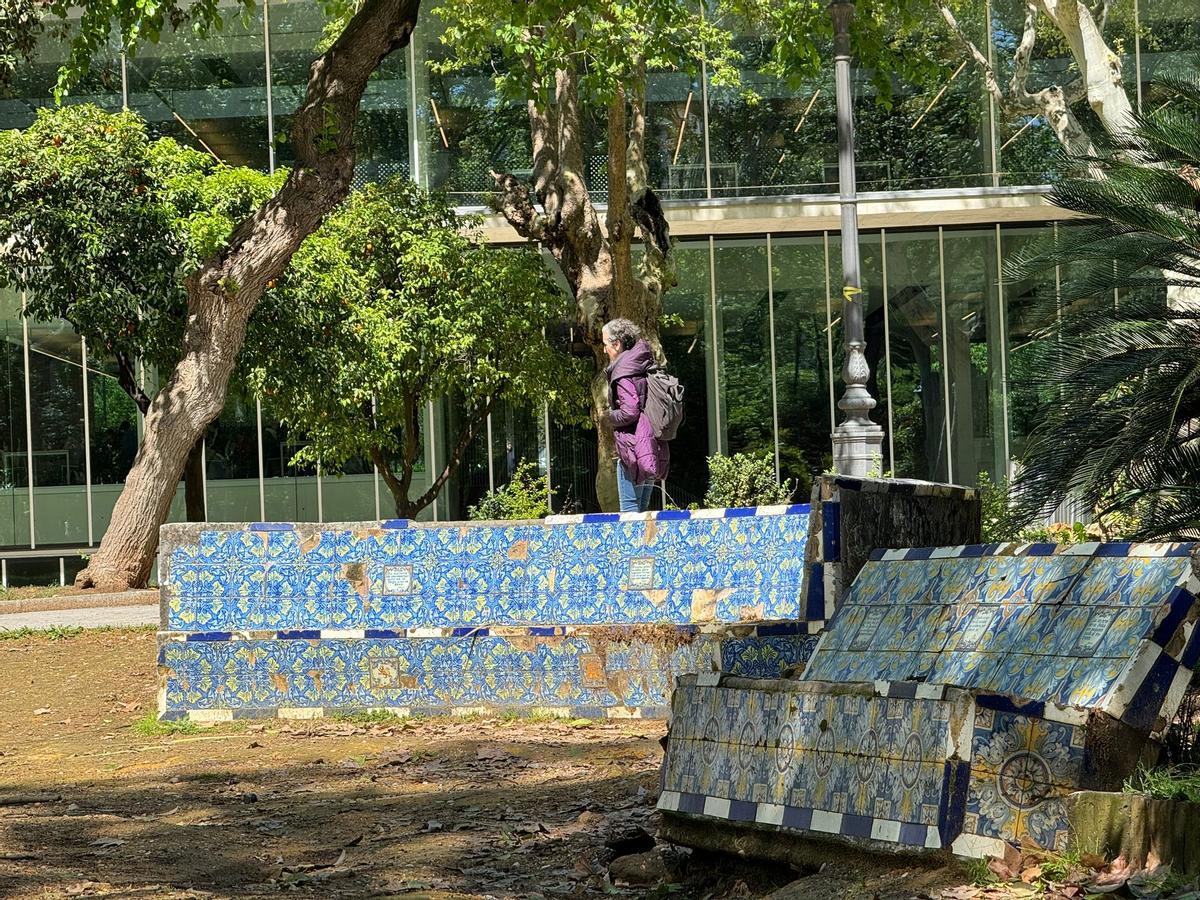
top-left (833, 424), bottom-right (885, 477)
top-left (828, 0), bottom-right (884, 479)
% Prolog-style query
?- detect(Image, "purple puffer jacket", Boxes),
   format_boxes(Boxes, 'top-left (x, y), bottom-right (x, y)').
top-left (605, 340), bottom-right (669, 485)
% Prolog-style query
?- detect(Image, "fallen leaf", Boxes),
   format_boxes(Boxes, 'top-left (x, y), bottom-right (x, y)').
top-left (1020, 865), bottom-right (1043, 884)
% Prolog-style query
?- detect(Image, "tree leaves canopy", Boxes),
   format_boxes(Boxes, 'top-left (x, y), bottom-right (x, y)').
top-left (1007, 74), bottom-right (1200, 539)
top-left (244, 178), bottom-right (587, 492)
top-left (0, 104), bottom-right (283, 373)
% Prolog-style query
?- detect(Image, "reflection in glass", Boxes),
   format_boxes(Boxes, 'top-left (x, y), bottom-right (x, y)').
top-left (0, 19), bottom-right (121, 131)
top-left (0, 291), bottom-right (30, 548)
top-left (941, 229), bottom-right (1006, 482)
top-left (882, 232), bottom-right (948, 481)
top-left (205, 384), bottom-right (261, 520)
top-left (126, 3), bottom-right (270, 169)
top-left (828, 234), bottom-right (888, 474)
top-left (86, 351), bottom-right (141, 541)
top-left (771, 236), bottom-right (834, 492)
top-left (713, 240), bottom-right (774, 464)
top-left (413, 10), bottom-right (528, 202)
top-left (661, 242), bottom-right (715, 508)
top-left (1001, 228), bottom-right (1058, 466)
top-left (26, 319), bottom-right (87, 544)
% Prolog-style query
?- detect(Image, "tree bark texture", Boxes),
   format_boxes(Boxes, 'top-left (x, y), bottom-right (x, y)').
top-left (940, 0), bottom-right (1133, 157)
top-left (74, 0), bottom-right (423, 591)
top-left (491, 57), bottom-right (675, 512)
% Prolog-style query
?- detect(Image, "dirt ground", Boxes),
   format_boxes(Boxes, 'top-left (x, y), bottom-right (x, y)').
top-left (0, 630), bottom-right (971, 899)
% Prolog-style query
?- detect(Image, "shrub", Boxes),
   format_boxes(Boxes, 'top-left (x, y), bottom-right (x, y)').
top-left (468, 460), bottom-right (550, 521)
top-left (704, 452), bottom-right (795, 509)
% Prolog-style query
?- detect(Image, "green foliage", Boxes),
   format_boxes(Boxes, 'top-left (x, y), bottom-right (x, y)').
top-left (246, 179), bottom-right (585, 516)
top-left (722, 0), bottom-right (947, 102)
top-left (0, 105), bottom-right (283, 376)
top-left (0, 624), bottom-right (83, 641)
top-left (1125, 764), bottom-right (1200, 804)
top-left (977, 472), bottom-right (1024, 543)
top-left (468, 460), bottom-right (550, 521)
top-left (132, 713), bottom-right (200, 736)
top-left (704, 452), bottom-right (794, 509)
top-left (1007, 74), bottom-right (1200, 540)
top-left (0, 0), bottom-right (41, 86)
top-left (977, 472), bottom-right (1093, 545)
top-left (433, 0), bottom-right (741, 107)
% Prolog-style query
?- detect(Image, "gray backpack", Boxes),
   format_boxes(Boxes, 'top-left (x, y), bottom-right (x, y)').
top-left (645, 365), bottom-right (685, 441)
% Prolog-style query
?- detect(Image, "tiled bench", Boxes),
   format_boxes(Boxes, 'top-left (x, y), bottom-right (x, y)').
top-left (157, 506), bottom-right (822, 720)
top-left (659, 541), bottom-right (1200, 857)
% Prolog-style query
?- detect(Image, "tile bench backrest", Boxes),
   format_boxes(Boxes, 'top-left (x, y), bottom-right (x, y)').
top-left (802, 542), bottom-right (1200, 735)
top-left (160, 506), bottom-right (814, 632)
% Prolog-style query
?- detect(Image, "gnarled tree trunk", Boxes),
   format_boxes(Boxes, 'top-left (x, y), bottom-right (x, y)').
top-left (74, 0), bottom-right (423, 591)
top-left (492, 56), bottom-right (674, 511)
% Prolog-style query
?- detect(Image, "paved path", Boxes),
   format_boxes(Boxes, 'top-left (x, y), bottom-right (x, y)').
top-left (0, 604), bottom-right (158, 631)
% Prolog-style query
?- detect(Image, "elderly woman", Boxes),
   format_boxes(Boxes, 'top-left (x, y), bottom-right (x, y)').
top-left (601, 318), bottom-right (669, 512)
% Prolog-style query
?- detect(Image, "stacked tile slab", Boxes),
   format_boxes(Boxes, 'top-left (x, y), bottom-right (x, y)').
top-left (157, 506), bottom-right (820, 721)
top-left (659, 541), bottom-right (1200, 858)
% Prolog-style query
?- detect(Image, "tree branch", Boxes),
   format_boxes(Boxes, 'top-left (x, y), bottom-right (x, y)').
top-left (369, 446), bottom-right (406, 515)
top-left (489, 172), bottom-right (550, 242)
top-left (115, 351), bottom-right (151, 415)
top-left (1011, 0), bottom-right (1039, 100)
top-left (938, 3), bottom-right (1008, 108)
top-left (409, 394), bottom-right (499, 513)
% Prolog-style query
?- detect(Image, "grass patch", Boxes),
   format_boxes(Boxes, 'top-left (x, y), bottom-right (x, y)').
top-left (0, 625), bottom-right (84, 641)
top-left (132, 713), bottom-right (200, 737)
top-left (961, 858), bottom-right (997, 886)
top-left (0, 624), bottom-right (154, 641)
top-left (331, 709), bottom-right (408, 725)
top-left (1125, 764), bottom-right (1200, 803)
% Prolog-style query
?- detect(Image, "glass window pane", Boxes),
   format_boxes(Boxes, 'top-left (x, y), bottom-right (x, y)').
top-left (0, 20), bottom-right (122, 130)
top-left (992, 0), bottom-right (1137, 185)
top-left (942, 229), bottom-right (1006, 483)
top-left (262, 417), bottom-right (318, 521)
top-left (771, 236), bottom-right (834, 492)
top-left (321, 470), bottom-right (378, 521)
top-left (1000, 227), bottom-right (1058, 467)
top-left (442, 396), bottom-right (489, 520)
top-left (713, 239), bottom-right (774, 465)
top-left (86, 351), bottom-right (142, 540)
top-left (1140, 0), bottom-right (1200, 102)
top-left (26, 319), bottom-right (87, 544)
top-left (647, 69), bottom-right (706, 201)
top-left (413, 10), bottom-right (527, 202)
top-left (661, 241), bottom-right (715, 509)
top-left (0, 290), bottom-right (30, 548)
top-left (205, 386), bottom-right (261, 520)
top-left (126, 3), bottom-right (270, 169)
top-left (882, 231), bottom-right (948, 481)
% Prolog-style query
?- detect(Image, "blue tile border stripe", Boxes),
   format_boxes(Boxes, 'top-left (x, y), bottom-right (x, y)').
top-left (545, 503), bottom-right (812, 525)
top-left (657, 790), bottom-right (939, 850)
top-left (869, 541), bottom-right (1198, 560)
top-left (158, 621), bottom-right (826, 643)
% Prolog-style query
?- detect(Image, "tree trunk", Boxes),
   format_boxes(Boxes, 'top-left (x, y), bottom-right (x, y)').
top-left (1037, 0), bottom-right (1134, 133)
top-left (492, 59), bottom-right (674, 513)
top-left (74, 0), bottom-right (423, 591)
top-left (183, 435), bottom-right (205, 522)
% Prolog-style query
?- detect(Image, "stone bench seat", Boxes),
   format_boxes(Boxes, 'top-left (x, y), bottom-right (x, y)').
top-left (659, 541), bottom-right (1200, 859)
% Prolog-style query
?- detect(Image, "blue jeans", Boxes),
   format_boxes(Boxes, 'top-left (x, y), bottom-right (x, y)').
top-left (616, 460), bottom-right (654, 512)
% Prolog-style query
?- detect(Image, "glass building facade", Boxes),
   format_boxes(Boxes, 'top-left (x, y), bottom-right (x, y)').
top-left (0, 0), bottom-right (1196, 574)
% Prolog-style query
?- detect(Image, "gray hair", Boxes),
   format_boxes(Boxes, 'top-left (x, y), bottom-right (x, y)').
top-left (602, 318), bottom-right (641, 352)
